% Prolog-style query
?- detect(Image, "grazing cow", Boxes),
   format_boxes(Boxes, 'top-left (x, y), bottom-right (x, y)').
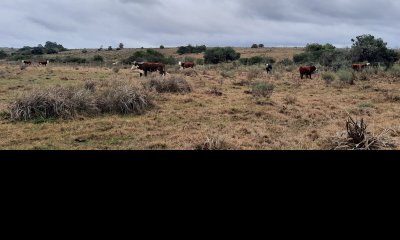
top-left (299, 66), bottom-right (317, 79)
top-left (38, 60), bottom-right (49, 66)
top-left (131, 61), bottom-right (166, 77)
top-left (266, 64), bottom-right (273, 74)
top-left (352, 63), bottom-right (370, 71)
top-left (178, 61), bottom-right (195, 69)
top-left (22, 60), bottom-right (32, 65)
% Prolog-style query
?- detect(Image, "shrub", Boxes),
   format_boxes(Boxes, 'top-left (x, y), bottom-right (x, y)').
top-left (160, 45), bottom-right (165, 49)
top-left (251, 44), bottom-right (259, 49)
top-left (82, 49), bottom-right (88, 54)
top-left (240, 56), bottom-right (275, 66)
top-left (93, 55), bottom-right (104, 62)
top-left (220, 70), bottom-right (235, 78)
top-left (107, 46), bottom-right (113, 51)
top-left (119, 43), bottom-right (124, 49)
top-left (278, 58), bottom-right (294, 66)
top-left (122, 49), bottom-right (176, 65)
top-left (251, 81), bottom-right (274, 98)
top-left (258, 44), bottom-right (264, 48)
top-left (337, 69), bottom-right (356, 85)
top-left (145, 77), bottom-right (192, 94)
top-left (9, 87), bottom-right (99, 121)
top-left (112, 67), bottom-right (120, 74)
top-left (350, 34), bottom-right (399, 68)
top-left (321, 72), bottom-right (336, 84)
top-left (204, 47), bottom-right (240, 64)
top-left (177, 45), bottom-right (206, 54)
top-left (194, 136), bottom-right (232, 150)
top-left (283, 95), bottom-right (297, 105)
top-left (84, 80), bottom-right (96, 92)
top-left (97, 84), bottom-right (152, 115)
top-left (196, 59), bottom-right (204, 65)
top-left (0, 50), bottom-right (8, 59)
top-left (388, 64), bottom-right (400, 77)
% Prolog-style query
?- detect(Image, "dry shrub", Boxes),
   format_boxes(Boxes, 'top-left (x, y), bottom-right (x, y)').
top-left (321, 72), bottom-right (336, 85)
top-left (331, 116), bottom-right (396, 150)
top-left (181, 68), bottom-right (198, 77)
top-left (97, 83), bottom-right (152, 115)
top-left (358, 72), bottom-right (369, 81)
top-left (145, 76), bottom-right (192, 94)
top-left (247, 70), bottom-right (262, 81)
top-left (112, 67), bottom-right (120, 73)
top-left (384, 92), bottom-right (400, 102)
top-left (337, 69), bottom-right (356, 85)
top-left (207, 86), bottom-right (223, 96)
top-left (273, 72), bottom-right (282, 80)
top-left (232, 78), bottom-right (250, 86)
top-left (9, 87), bottom-right (99, 121)
top-left (194, 136), bottom-right (232, 150)
top-left (251, 81), bottom-right (274, 98)
top-left (84, 80), bottom-right (96, 92)
top-left (283, 95), bottom-right (297, 105)
top-left (220, 70), bottom-right (235, 78)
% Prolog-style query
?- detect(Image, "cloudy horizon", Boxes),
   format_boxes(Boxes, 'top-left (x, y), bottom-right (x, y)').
top-left (1, 0), bottom-right (399, 49)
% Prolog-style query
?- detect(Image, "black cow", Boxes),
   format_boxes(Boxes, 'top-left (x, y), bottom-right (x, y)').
top-left (266, 64), bottom-right (273, 74)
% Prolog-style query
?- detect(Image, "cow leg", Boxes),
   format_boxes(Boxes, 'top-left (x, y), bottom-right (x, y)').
top-left (144, 70), bottom-right (148, 77)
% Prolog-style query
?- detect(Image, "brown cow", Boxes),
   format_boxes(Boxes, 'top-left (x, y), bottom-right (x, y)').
top-left (352, 63), bottom-right (370, 71)
top-left (178, 61), bottom-right (195, 69)
top-left (131, 61), bottom-right (166, 77)
top-left (22, 60), bottom-right (32, 65)
top-left (299, 66), bottom-right (317, 79)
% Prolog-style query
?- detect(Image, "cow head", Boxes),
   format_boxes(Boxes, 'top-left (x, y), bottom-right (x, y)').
top-left (366, 63), bottom-right (371, 66)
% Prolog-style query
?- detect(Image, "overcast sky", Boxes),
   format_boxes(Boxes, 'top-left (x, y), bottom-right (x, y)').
top-left (1, 0), bottom-right (399, 49)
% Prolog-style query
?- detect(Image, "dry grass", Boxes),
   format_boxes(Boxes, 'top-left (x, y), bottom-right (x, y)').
top-left (0, 48), bottom-right (399, 150)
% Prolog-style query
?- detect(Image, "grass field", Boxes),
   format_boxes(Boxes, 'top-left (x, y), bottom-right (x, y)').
top-left (0, 48), bottom-right (399, 150)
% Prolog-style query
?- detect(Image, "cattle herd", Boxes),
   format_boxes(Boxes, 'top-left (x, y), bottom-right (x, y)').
top-left (20, 56), bottom-right (372, 79)
top-left (22, 60), bottom-right (49, 66)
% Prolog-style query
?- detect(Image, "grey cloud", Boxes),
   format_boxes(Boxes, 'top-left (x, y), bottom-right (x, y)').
top-left (0, 0), bottom-right (399, 48)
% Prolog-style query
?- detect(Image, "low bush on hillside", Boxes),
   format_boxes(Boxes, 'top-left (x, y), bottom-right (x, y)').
top-left (177, 45), bottom-right (206, 55)
top-left (9, 87), bottom-right (98, 121)
top-left (204, 47), bottom-right (240, 64)
top-left (251, 81), bottom-right (275, 98)
top-left (97, 84), bottom-right (152, 115)
top-left (321, 72), bottom-right (336, 84)
top-left (8, 82), bottom-right (153, 121)
top-left (144, 77), bottom-right (192, 94)
top-left (337, 69), bottom-right (356, 85)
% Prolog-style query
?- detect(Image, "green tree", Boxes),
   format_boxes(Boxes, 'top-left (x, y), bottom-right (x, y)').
top-left (204, 47), bottom-right (240, 64)
top-left (350, 34), bottom-right (399, 68)
top-left (0, 50), bottom-right (8, 59)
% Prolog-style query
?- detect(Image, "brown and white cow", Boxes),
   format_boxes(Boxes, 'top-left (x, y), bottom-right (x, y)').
top-left (299, 66), bottom-right (317, 79)
top-left (178, 61), bottom-right (195, 69)
top-left (352, 63), bottom-right (370, 71)
top-left (22, 60), bottom-right (32, 65)
top-left (38, 60), bottom-right (49, 66)
top-left (131, 61), bottom-right (166, 77)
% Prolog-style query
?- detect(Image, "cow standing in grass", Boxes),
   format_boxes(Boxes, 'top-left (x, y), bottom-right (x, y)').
top-left (178, 61), bottom-right (195, 70)
top-left (266, 64), bottom-right (273, 74)
top-left (299, 66), bottom-right (317, 79)
top-left (352, 63), bottom-right (370, 71)
top-left (22, 60), bottom-right (32, 65)
top-left (38, 60), bottom-right (49, 66)
top-left (131, 61), bottom-right (166, 77)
